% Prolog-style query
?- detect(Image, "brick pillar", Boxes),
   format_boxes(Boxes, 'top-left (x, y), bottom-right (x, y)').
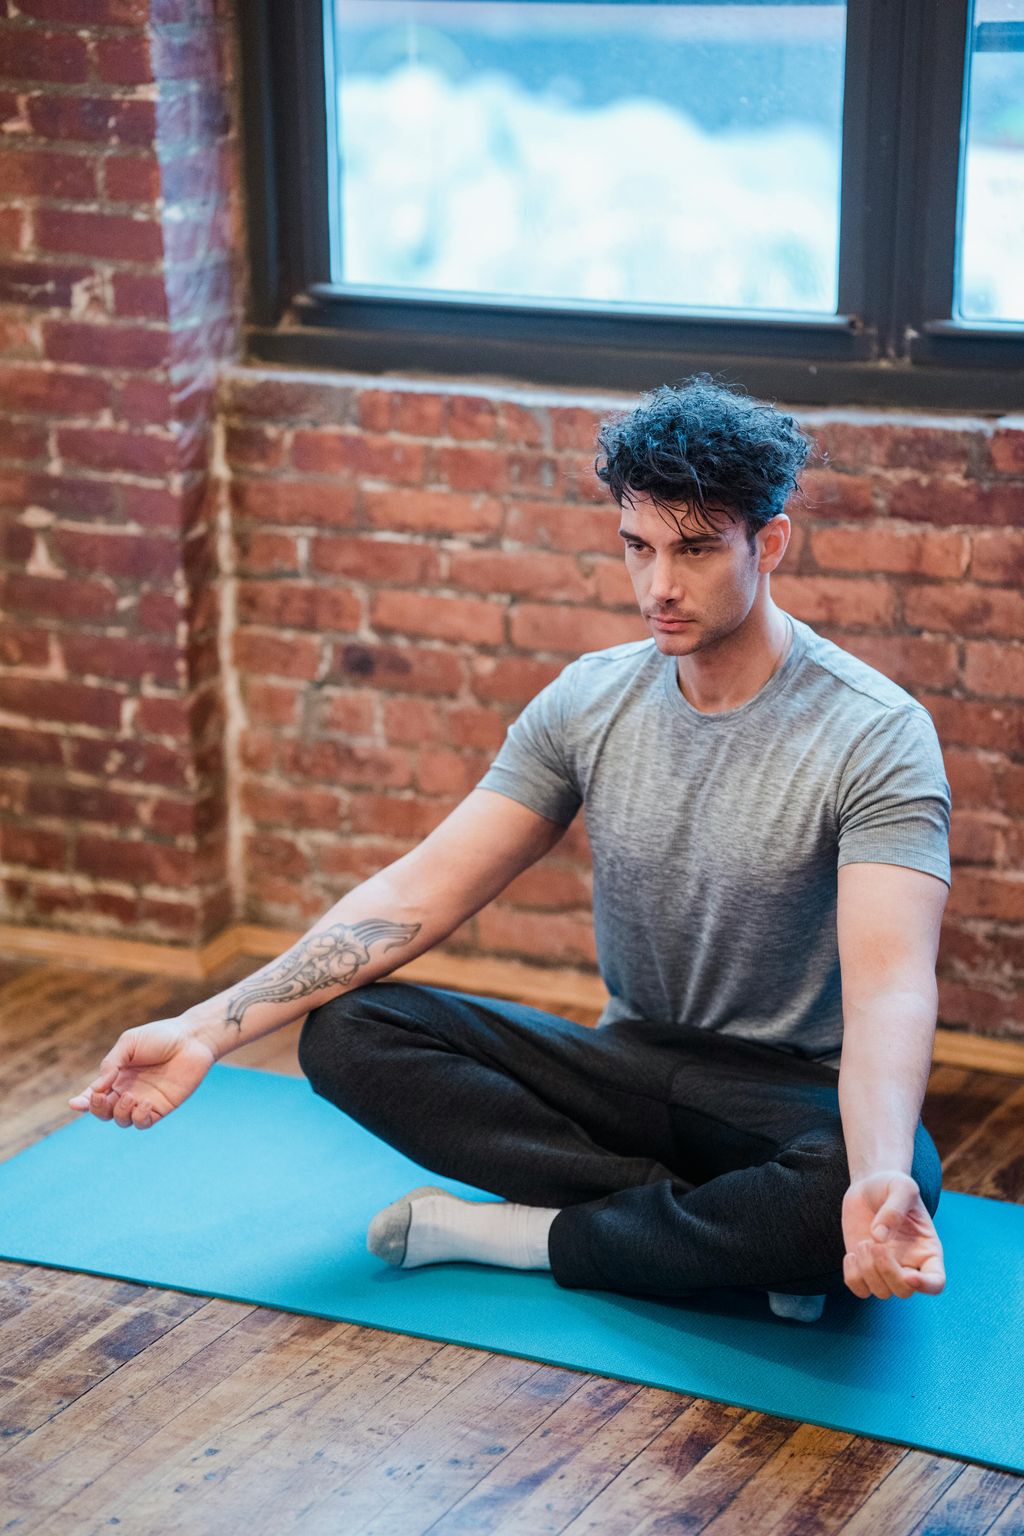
top-left (0, 0), bottom-right (243, 945)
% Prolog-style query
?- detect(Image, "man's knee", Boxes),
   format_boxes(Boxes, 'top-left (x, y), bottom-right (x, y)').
top-left (297, 989), bottom-right (366, 1083)
top-left (911, 1123), bottom-right (943, 1217)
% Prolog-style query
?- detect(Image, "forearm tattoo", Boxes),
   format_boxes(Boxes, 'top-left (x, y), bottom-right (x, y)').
top-left (221, 918), bottom-right (422, 1034)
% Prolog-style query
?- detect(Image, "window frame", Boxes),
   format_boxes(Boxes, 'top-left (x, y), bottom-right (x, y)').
top-left (237, 0), bottom-right (1024, 408)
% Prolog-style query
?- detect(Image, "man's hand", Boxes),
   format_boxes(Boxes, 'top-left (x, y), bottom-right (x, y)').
top-left (841, 1170), bottom-right (946, 1300)
top-left (68, 1018), bottom-right (217, 1130)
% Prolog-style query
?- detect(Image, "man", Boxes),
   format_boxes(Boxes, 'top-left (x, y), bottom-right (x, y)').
top-left (69, 374), bottom-right (950, 1321)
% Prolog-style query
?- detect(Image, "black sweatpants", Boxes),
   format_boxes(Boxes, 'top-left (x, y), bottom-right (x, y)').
top-left (297, 981), bottom-right (943, 1300)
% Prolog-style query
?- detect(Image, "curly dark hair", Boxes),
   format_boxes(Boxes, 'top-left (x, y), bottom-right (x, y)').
top-left (594, 372), bottom-right (821, 551)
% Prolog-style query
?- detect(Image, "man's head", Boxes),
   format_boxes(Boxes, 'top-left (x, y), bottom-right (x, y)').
top-left (594, 374), bottom-right (817, 655)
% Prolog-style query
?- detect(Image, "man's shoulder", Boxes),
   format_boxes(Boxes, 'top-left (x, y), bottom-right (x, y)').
top-left (794, 619), bottom-right (927, 719)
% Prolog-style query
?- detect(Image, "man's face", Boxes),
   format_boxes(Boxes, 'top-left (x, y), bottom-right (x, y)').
top-left (618, 492), bottom-right (786, 655)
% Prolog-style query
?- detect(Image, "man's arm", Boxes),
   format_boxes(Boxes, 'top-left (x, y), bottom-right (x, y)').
top-left (835, 861), bottom-right (949, 1298)
top-left (185, 788), bottom-right (569, 1061)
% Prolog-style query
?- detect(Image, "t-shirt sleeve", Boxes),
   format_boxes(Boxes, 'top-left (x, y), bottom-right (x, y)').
top-left (475, 663), bottom-right (582, 826)
top-left (836, 705), bottom-right (952, 886)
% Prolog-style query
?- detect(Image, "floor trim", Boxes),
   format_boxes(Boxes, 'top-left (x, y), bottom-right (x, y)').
top-left (1, 922), bottom-right (1021, 1078)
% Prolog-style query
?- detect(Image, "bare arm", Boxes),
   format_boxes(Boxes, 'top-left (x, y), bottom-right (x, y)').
top-left (185, 788), bottom-right (569, 1061)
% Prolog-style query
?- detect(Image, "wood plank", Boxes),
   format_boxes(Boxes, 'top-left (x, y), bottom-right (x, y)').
top-left (904, 1462), bottom-right (1024, 1535)
top-left (938, 1081), bottom-right (1024, 1201)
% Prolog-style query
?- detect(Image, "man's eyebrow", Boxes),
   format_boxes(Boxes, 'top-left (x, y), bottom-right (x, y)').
top-left (617, 528), bottom-right (722, 547)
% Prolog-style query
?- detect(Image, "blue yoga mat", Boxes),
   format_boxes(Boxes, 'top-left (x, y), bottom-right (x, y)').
top-left (1, 1063), bottom-right (1021, 1474)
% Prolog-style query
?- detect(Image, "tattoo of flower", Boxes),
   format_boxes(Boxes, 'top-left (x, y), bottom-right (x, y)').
top-left (222, 918), bottom-right (422, 1033)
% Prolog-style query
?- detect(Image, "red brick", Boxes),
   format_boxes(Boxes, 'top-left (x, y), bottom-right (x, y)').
top-left (25, 93), bottom-right (156, 144)
top-left (241, 783), bottom-right (351, 833)
top-left (447, 547), bottom-right (594, 603)
top-left (332, 642), bottom-right (465, 695)
top-left (43, 320), bottom-right (170, 370)
top-left (57, 426), bottom-right (181, 475)
top-left (938, 979), bottom-right (1020, 1033)
top-left (292, 429), bottom-right (426, 484)
top-left (447, 394), bottom-right (498, 441)
top-left (93, 33), bottom-right (152, 85)
top-left (969, 529), bottom-right (1024, 585)
top-left (771, 574), bottom-right (896, 628)
top-left (922, 693), bottom-right (1024, 756)
top-left (114, 377), bottom-right (175, 425)
top-left (27, 779), bottom-right (145, 826)
top-left (593, 557), bottom-right (638, 609)
top-left (810, 419), bottom-right (984, 475)
top-left (231, 478), bottom-right (358, 529)
top-left (0, 421), bottom-right (47, 462)
top-left (278, 739), bottom-right (413, 790)
top-left (380, 696), bottom-right (445, 746)
top-left (69, 733), bottom-right (191, 787)
top-left (312, 689), bottom-right (377, 737)
top-left (111, 272), bottom-right (169, 320)
top-left (225, 424), bottom-right (286, 470)
top-left (558, 451), bottom-right (619, 506)
top-left (946, 871), bottom-right (1024, 923)
top-left (390, 390), bottom-right (446, 437)
top-left (498, 400), bottom-right (549, 449)
top-left (885, 476), bottom-right (1021, 527)
top-left (234, 528), bottom-right (301, 576)
top-left (0, 260), bottom-right (95, 309)
top-left (309, 534), bottom-right (441, 587)
top-left (508, 602), bottom-right (647, 655)
top-left (319, 838), bottom-right (413, 882)
top-left (476, 904), bottom-right (597, 966)
top-left (15, 0), bottom-right (148, 19)
top-left (788, 468), bottom-right (877, 522)
top-left (35, 208), bottom-right (163, 263)
top-left (0, 364), bottom-right (110, 415)
top-left (371, 589), bottom-right (505, 647)
top-left (60, 632), bottom-right (180, 685)
top-left (414, 748), bottom-right (490, 797)
top-left (469, 654), bottom-right (563, 704)
top-left (0, 27), bottom-right (89, 82)
top-left (117, 483), bottom-right (187, 529)
top-left (221, 372), bottom-right (356, 425)
top-left (810, 525), bottom-right (969, 578)
top-left (444, 702), bottom-right (506, 751)
top-left (0, 727), bottom-right (63, 769)
top-left (1, 823), bottom-right (67, 868)
top-left (0, 622), bottom-right (50, 666)
top-left (49, 527), bottom-right (180, 581)
top-left (236, 581), bottom-right (362, 634)
top-left (948, 811), bottom-right (1000, 864)
top-left (232, 630), bottom-right (322, 681)
top-left (988, 420), bottom-right (1024, 474)
top-left (136, 590), bottom-right (180, 632)
top-left (829, 631), bottom-right (958, 693)
top-left (134, 696), bottom-right (189, 740)
top-left (504, 862), bottom-right (592, 909)
top-left (0, 205), bottom-right (26, 251)
top-left (102, 152), bottom-right (161, 203)
top-left (73, 834), bottom-right (196, 888)
top-left (363, 486), bottom-right (502, 538)
top-left (0, 149), bottom-right (97, 199)
top-left (551, 406), bottom-right (604, 453)
top-left (432, 444), bottom-right (507, 494)
top-left (903, 582), bottom-right (1024, 639)
top-left (961, 641), bottom-right (1024, 700)
top-left (940, 925), bottom-right (1024, 979)
top-left (504, 499), bottom-right (619, 555)
top-left (347, 791), bottom-right (454, 839)
top-left (0, 676), bottom-right (121, 728)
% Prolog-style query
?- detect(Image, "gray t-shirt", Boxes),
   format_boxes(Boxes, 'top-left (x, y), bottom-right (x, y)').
top-left (476, 614), bottom-right (951, 1069)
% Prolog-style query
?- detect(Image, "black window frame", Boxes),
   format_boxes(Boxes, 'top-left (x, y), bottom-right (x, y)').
top-left (238, 0), bottom-right (1024, 408)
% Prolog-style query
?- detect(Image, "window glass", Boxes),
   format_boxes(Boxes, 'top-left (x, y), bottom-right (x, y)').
top-left (958, 0), bottom-right (1024, 322)
top-left (328, 0), bottom-right (847, 314)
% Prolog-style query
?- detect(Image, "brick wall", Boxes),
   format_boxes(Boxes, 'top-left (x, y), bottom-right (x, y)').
top-left (1, 7), bottom-right (1022, 1044)
top-left (0, 0), bottom-right (244, 943)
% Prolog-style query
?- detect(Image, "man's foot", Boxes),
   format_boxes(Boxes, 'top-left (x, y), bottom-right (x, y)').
top-left (767, 1291), bottom-right (827, 1322)
top-left (367, 1185), bottom-right (558, 1270)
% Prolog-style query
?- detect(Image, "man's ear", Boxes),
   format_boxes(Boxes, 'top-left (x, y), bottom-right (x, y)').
top-left (759, 514), bottom-right (791, 572)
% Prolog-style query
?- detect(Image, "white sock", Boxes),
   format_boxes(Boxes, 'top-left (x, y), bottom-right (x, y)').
top-left (368, 1186), bottom-right (558, 1270)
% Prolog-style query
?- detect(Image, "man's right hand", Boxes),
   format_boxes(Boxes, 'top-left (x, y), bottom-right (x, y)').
top-left (67, 1018), bottom-right (218, 1129)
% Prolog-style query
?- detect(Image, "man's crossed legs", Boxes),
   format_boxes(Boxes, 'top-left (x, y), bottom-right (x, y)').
top-left (297, 982), bottom-right (943, 1318)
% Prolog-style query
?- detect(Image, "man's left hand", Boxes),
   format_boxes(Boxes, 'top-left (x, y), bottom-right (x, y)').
top-left (841, 1171), bottom-right (946, 1300)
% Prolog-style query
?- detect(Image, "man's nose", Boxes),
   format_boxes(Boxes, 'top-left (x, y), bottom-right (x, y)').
top-left (649, 558), bottom-right (684, 603)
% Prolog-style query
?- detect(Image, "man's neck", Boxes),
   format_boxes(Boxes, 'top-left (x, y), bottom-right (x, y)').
top-left (676, 610), bottom-right (793, 715)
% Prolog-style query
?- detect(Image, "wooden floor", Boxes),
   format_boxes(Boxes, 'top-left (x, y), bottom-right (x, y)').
top-left (1, 950), bottom-right (1022, 1536)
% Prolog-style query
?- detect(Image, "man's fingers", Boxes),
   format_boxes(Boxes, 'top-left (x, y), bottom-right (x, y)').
top-left (843, 1251), bottom-right (871, 1299)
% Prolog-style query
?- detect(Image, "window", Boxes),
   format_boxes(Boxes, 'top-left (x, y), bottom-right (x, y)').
top-left (240, 0), bottom-right (1024, 406)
